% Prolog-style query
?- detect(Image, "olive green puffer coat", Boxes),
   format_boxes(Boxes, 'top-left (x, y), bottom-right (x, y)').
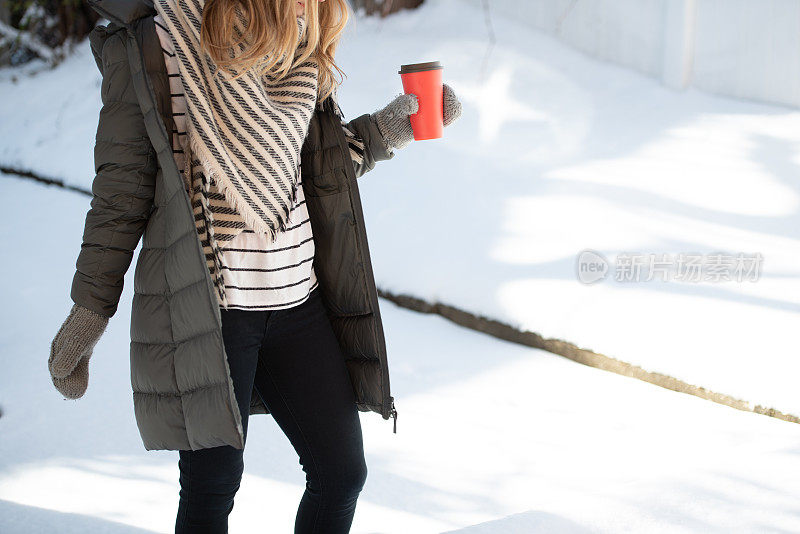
top-left (73, 0), bottom-right (397, 451)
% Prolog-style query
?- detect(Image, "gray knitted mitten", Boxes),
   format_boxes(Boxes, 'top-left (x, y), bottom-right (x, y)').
top-left (49, 303), bottom-right (109, 399)
top-left (371, 82), bottom-right (462, 152)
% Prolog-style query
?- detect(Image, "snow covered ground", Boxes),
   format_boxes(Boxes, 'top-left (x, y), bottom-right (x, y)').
top-left (2, 0), bottom-right (800, 531)
top-left (1, 0), bottom-right (797, 416)
top-left (1, 177), bottom-right (799, 533)
top-left (336, 0), bottom-right (800, 415)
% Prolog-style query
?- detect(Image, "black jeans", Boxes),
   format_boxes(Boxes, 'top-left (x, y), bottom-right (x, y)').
top-left (175, 287), bottom-right (368, 534)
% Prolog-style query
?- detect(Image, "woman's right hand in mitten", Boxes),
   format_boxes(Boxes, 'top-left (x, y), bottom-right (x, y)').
top-left (49, 303), bottom-right (109, 399)
top-left (371, 82), bottom-right (462, 152)
top-left (371, 92), bottom-right (420, 152)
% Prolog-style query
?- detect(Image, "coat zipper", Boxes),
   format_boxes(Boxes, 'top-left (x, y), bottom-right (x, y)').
top-left (322, 93), bottom-right (398, 435)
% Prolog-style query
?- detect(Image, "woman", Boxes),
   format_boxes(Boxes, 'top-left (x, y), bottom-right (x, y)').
top-left (48, 0), bottom-right (461, 531)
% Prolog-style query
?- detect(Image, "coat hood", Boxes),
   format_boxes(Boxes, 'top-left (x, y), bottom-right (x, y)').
top-left (88, 0), bottom-right (155, 27)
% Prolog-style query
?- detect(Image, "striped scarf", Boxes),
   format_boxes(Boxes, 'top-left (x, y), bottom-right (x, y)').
top-left (154, 0), bottom-right (318, 241)
top-left (154, 0), bottom-right (321, 307)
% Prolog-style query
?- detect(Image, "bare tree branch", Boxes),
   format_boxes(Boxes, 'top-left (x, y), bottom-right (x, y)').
top-left (0, 18), bottom-right (60, 65)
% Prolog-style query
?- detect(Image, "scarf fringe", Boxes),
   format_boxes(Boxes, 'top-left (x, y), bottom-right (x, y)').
top-left (185, 116), bottom-right (294, 244)
top-left (195, 165), bottom-right (230, 309)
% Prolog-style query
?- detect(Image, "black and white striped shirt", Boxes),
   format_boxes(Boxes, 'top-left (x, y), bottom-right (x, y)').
top-left (154, 13), bottom-right (365, 310)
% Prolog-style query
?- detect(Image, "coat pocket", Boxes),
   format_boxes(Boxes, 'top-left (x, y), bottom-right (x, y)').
top-left (305, 167), bottom-right (348, 197)
top-left (304, 189), bottom-right (373, 316)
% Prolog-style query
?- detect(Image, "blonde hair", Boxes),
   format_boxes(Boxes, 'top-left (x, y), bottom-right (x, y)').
top-left (199, 0), bottom-right (351, 102)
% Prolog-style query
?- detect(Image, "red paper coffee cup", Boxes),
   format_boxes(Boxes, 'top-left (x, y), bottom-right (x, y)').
top-left (399, 61), bottom-right (443, 141)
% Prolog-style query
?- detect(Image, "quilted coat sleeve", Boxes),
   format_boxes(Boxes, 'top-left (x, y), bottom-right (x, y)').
top-left (70, 29), bottom-right (157, 319)
top-left (343, 113), bottom-right (396, 180)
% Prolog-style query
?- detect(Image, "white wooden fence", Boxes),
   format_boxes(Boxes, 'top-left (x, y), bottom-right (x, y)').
top-left (460, 0), bottom-right (800, 108)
